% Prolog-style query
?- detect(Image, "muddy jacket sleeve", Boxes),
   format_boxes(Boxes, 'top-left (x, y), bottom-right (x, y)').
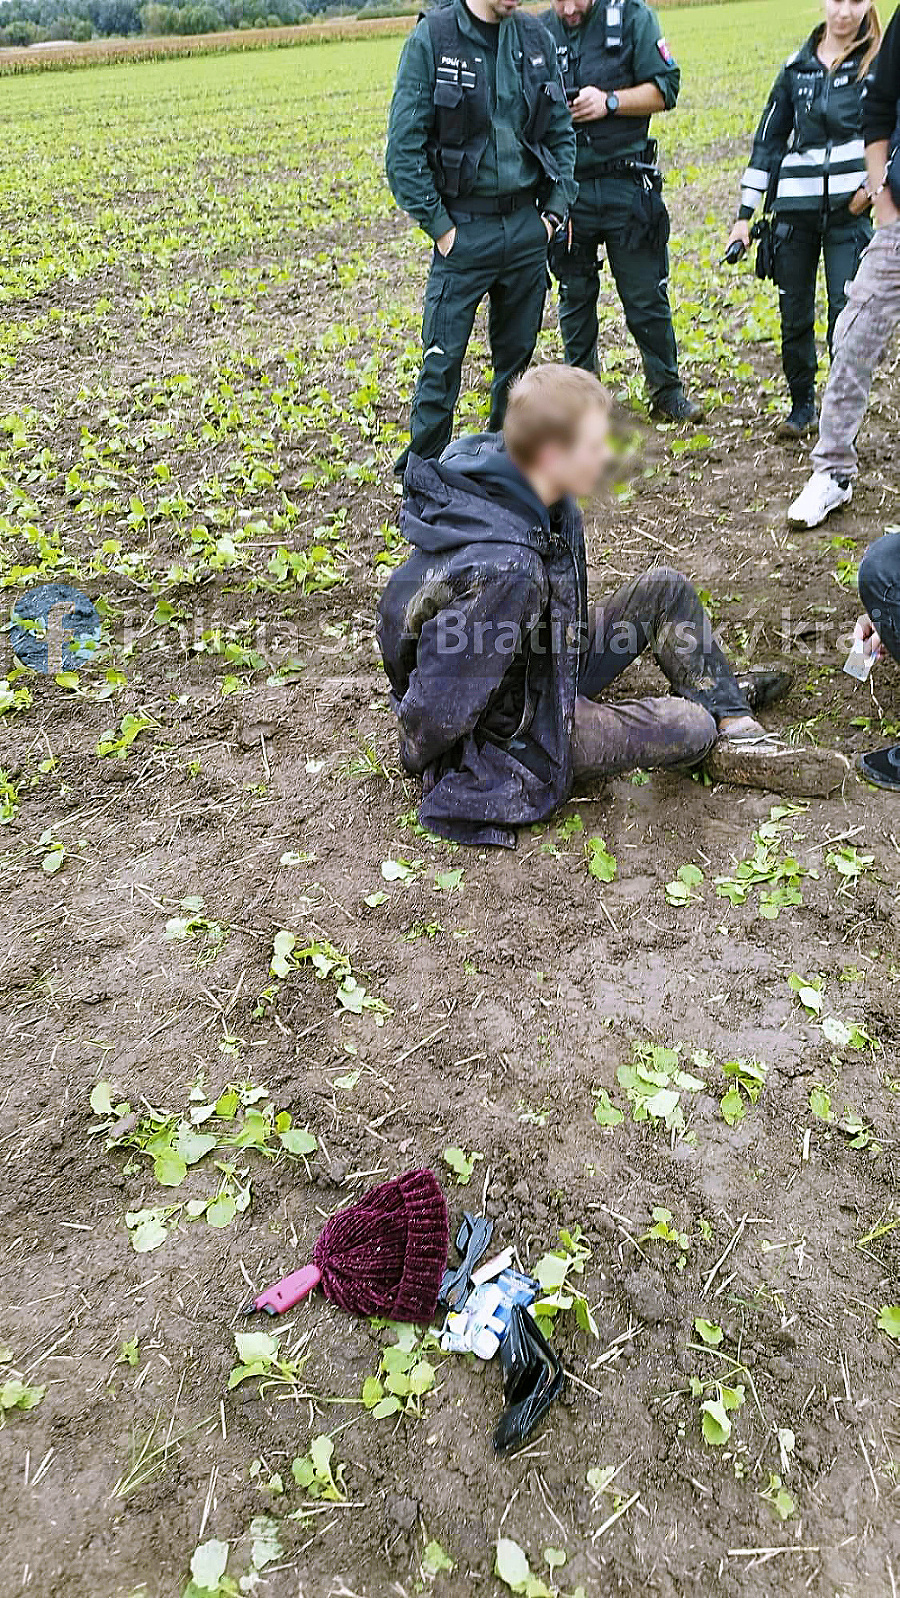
top-left (385, 24), bottom-right (455, 244)
top-left (630, 4), bottom-right (680, 109)
top-left (396, 567), bottom-right (546, 775)
top-left (864, 7), bottom-right (900, 145)
top-left (738, 64), bottom-right (794, 219)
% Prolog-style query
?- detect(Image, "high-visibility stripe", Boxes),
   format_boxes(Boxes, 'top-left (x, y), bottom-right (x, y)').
top-left (780, 139), bottom-right (865, 169)
top-left (776, 176), bottom-right (825, 198)
top-left (743, 166), bottom-right (770, 188)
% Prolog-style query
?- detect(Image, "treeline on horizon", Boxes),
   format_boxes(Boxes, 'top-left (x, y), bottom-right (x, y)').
top-left (0, 0), bottom-right (415, 45)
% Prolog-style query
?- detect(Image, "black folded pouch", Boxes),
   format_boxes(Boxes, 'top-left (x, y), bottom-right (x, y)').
top-left (439, 1212), bottom-right (494, 1310)
top-left (493, 1304), bottom-right (566, 1454)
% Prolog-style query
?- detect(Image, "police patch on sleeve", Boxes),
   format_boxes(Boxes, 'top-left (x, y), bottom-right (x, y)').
top-left (657, 37), bottom-right (674, 65)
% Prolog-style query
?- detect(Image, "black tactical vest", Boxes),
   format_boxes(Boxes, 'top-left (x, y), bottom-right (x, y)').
top-left (542, 2), bottom-right (651, 157)
top-left (426, 3), bottom-right (565, 200)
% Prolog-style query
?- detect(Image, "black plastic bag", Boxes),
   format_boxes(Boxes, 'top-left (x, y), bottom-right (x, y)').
top-left (493, 1304), bottom-right (566, 1454)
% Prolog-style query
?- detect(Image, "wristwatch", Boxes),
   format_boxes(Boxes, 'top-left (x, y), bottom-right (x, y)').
top-left (606, 91), bottom-right (620, 117)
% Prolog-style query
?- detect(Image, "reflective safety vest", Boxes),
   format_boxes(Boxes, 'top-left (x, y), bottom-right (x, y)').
top-left (425, 4), bottom-right (566, 200)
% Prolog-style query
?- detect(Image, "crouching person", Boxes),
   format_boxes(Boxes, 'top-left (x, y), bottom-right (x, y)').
top-left (377, 365), bottom-right (848, 847)
top-left (855, 531), bottom-right (900, 790)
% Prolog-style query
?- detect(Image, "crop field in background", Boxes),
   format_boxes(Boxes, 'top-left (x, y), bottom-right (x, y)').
top-left (0, 3), bottom-right (898, 1596)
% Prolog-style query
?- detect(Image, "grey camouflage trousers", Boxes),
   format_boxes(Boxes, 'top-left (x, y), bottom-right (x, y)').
top-left (812, 219), bottom-right (900, 481)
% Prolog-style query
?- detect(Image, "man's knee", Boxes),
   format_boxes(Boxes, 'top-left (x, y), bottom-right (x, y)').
top-left (859, 532), bottom-right (900, 613)
top-left (680, 702), bottom-right (718, 762)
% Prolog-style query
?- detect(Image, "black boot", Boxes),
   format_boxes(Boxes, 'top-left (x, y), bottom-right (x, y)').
top-left (735, 668), bottom-right (794, 713)
top-left (777, 392), bottom-right (817, 440)
top-left (650, 388), bottom-right (705, 423)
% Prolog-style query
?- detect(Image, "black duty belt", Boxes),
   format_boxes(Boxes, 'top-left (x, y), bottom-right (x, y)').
top-left (447, 191), bottom-right (539, 219)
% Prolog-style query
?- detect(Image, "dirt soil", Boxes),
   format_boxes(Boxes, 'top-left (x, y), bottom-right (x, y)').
top-left (1, 56), bottom-right (900, 1598)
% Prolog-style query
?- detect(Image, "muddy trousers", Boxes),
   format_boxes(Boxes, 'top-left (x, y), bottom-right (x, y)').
top-left (403, 205), bottom-right (550, 467)
top-left (811, 220), bottom-right (900, 480)
top-left (773, 211), bottom-right (872, 401)
top-left (571, 567), bottom-right (753, 780)
top-left (858, 531), bottom-right (900, 668)
top-left (556, 173), bottom-right (680, 399)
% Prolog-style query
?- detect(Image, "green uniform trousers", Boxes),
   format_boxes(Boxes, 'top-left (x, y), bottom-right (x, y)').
top-left (406, 204), bottom-right (550, 464)
top-left (771, 211), bottom-right (873, 402)
top-left (557, 171), bottom-right (680, 399)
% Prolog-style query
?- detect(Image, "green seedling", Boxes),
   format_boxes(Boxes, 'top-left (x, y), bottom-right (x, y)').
top-left (422, 1539), bottom-right (455, 1579)
top-left (593, 1089), bottom-right (624, 1128)
top-left (759, 1473), bottom-right (797, 1521)
top-left (699, 1382), bottom-right (745, 1446)
top-left (362, 1324), bottom-right (438, 1419)
top-left (164, 897), bottom-right (227, 964)
top-left (229, 1329), bottom-right (310, 1397)
top-left (694, 1318), bottom-right (724, 1347)
top-left (585, 836), bottom-right (617, 882)
top-left (118, 1337), bottom-right (140, 1367)
top-left (442, 1146), bottom-right (482, 1185)
top-left (715, 804), bottom-right (814, 919)
top-left (826, 845), bottom-right (874, 883)
top-left (269, 933), bottom-right (390, 1020)
top-left (665, 863), bottom-right (704, 907)
top-left (533, 1226), bottom-right (598, 1338)
top-left (617, 1041), bottom-right (704, 1135)
top-left (96, 711), bottom-right (154, 759)
top-left (788, 973), bottom-right (824, 1015)
top-left (876, 1306), bottom-right (900, 1340)
top-left (291, 1434), bottom-right (346, 1500)
top-left (719, 1057), bottom-right (767, 1126)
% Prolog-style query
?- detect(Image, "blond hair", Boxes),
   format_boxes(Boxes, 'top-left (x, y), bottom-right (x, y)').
top-left (503, 364), bottom-right (610, 467)
top-left (822, 4), bottom-right (882, 79)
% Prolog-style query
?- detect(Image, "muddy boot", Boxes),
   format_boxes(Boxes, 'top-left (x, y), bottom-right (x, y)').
top-left (734, 668), bottom-right (794, 714)
top-left (776, 391), bottom-right (818, 441)
top-left (706, 734), bottom-right (849, 798)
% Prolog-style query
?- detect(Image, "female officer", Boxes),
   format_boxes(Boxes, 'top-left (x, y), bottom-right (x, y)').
top-left (726, 0), bottom-right (881, 438)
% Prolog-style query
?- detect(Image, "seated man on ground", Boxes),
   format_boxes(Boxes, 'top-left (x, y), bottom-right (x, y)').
top-left (377, 365), bottom-right (848, 847)
top-left (855, 531), bottom-right (900, 790)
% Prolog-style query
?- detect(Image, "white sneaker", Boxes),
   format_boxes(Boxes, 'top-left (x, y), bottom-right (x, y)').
top-left (788, 471), bottom-right (852, 528)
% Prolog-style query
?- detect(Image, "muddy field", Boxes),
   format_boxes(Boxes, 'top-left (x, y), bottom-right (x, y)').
top-left (0, 5), bottom-right (898, 1596)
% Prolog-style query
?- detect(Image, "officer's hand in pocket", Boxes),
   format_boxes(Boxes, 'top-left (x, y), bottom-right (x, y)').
top-left (436, 226), bottom-right (457, 258)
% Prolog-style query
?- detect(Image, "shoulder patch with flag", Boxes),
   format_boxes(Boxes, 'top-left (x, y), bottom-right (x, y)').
top-left (657, 37), bottom-right (674, 65)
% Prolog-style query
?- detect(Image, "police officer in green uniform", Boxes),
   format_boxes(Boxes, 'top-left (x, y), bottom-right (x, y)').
top-left (541, 0), bottom-right (702, 421)
top-left (386, 0), bottom-right (577, 468)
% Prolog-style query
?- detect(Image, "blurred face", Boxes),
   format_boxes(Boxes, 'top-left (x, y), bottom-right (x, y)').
top-left (552, 0), bottom-right (593, 28)
top-left (541, 405), bottom-right (611, 501)
top-left (824, 0), bottom-right (871, 42)
top-left (484, 0), bottom-right (521, 18)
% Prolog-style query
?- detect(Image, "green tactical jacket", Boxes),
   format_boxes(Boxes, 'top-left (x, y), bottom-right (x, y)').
top-left (543, 0), bottom-right (680, 173)
top-left (385, 0), bottom-right (577, 242)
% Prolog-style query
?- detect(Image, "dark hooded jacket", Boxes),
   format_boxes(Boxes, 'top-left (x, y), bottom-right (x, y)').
top-left (377, 436), bottom-right (587, 849)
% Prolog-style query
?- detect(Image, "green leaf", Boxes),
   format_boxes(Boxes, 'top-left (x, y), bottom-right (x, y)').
top-left (279, 1128), bottom-right (317, 1156)
top-left (361, 1376), bottom-right (383, 1408)
top-left (250, 1515), bottom-right (282, 1570)
top-left (129, 1214), bottom-right (169, 1253)
top-left (189, 1540), bottom-right (229, 1592)
top-left (0, 1378), bottom-right (45, 1412)
top-left (876, 1305), bottom-right (900, 1340)
top-left (364, 891), bottom-right (387, 907)
top-left (372, 1394), bottom-right (402, 1419)
top-left (544, 1548), bottom-right (567, 1575)
top-left (694, 1318), bottom-right (724, 1346)
top-left (434, 868), bottom-right (463, 892)
top-left (442, 1146), bottom-right (482, 1185)
top-left (495, 1537), bottom-right (532, 1591)
top-left (205, 1194), bottom-right (236, 1228)
top-left (153, 1148), bottom-right (188, 1187)
top-left (270, 928), bottom-right (297, 978)
top-left (700, 1398), bottom-right (732, 1446)
top-left (586, 836), bottom-right (617, 882)
top-left (422, 1538), bottom-right (454, 1576)
top-left (90, 1081), bottom-right (116, 1116)
top-left (809, 1086), bottom-right (833, 1122)
top-left (719, 1086), bottom-right (745, 1126)
top-left (174, 1125), bottom-right (217, 1166)
top-left (234, 1330), bottom-right (278, 1365)
top-left (42, 845), bottom-right (65, 875)
top-left (593, 1090), bottom-right (623, 1127)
